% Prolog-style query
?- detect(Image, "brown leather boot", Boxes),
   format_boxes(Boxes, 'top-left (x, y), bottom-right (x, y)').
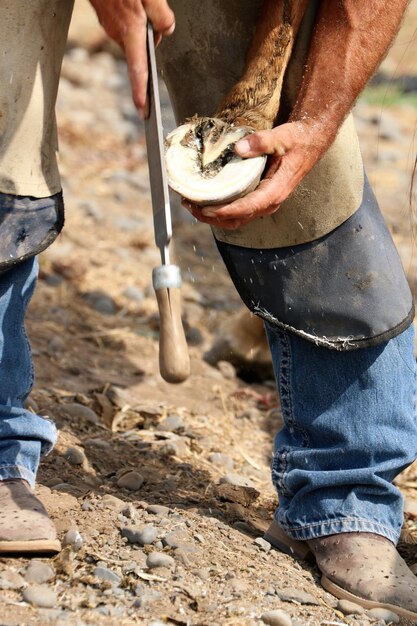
top-left (0, 480), bottom-right (61, 554)
top-left (264, 519), bottom-right (417, 620)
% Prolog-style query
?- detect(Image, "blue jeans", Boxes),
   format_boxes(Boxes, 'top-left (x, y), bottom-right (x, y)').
top-left (0, 257), bottom-right (57, 487)
top-left (265, 322), bottom-right (417, 545)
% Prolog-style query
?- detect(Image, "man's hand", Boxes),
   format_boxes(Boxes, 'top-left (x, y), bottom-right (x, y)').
top-left (89, 0), bottom-right (175, 116)
top-left (184, 121), bottom-right (329, 230)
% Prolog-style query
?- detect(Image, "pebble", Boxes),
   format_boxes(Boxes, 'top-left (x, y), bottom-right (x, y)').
top-left (208, 452), bottom-right (234, 472)
top-left (239, 407), bottom-right (262, 421)
top-left (62, 529), bottom-right (84, 549)
top-left (123, 285), bottom-right (145, 302)
top-left (121, 524), bottom-right (158, 545)
top-left (157, 414), bottom-right (184, 432)
top-left (404, 497), bottom-right (417, 517)
top-left (367, 608), bottom-right (400, 623)
top-left (63, 446), bottom-right (86, 466)
top-left (227, 578), bottom-right (250, 597)
top-left (133, 586), bottom-right (163, 607)
top-left (83, 290), bottom-right (117, 315)
top-left (93, 566), bottom-right (122, 586)
top-left (192, 568), bottom-right (210, 580)
top-left (23, 585), bottom-right (58, 608)
top-left (25, 561), bottom-right (55, 584)
top-left (147, 504), bottom-right (170, 517)
top-left (160, 438), bottom-right (190, 458)
top-left (60, 402), bottom-right (100, 424)
top-left (101, 494), bottom-right (126, 510)
top-left (219, 473), bottom-right (256, 488)
top-left (276, 587), bottom-right (320, 605)
top-left (48, 336), bottom-right (66, 353)
top-left (174, 545), bottom-right (201, 567)
top-left (254, 537), bottom-right (271, 552)
top-left (146, 552), bottom-right (175, 570)
top-left (162, 530), bottom-right (190, 548)
top-left (79, 200), bottom-right (104, 221)
top-left (261, 609), bottom-right (293, 626)
top-left (0, 570), bottom-right (26, 590)
top-left (337, 599), bottom-right (366, 615)
top-left (121, 503), bottom-right (137, 519)
top-left (117, 471), bottom-right (144, 491)
top-left (83, 438), bottom-right (112, 450)
top-left (217, 360), bottom-right (236, 379)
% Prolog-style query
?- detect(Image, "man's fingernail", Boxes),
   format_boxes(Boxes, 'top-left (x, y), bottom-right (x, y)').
top-left (201, 209), bottom-right (215, 217)
top-left (235, 139), bottom-right (251, 156)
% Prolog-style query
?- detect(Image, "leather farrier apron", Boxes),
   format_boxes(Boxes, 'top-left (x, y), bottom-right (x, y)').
top-left (158, 0), bottom-right (414, 349)
top-left (0, 0), bottom-right (74, 270)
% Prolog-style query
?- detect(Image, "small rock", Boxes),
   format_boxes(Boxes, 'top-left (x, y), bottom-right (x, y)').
top-left (48, 336), bottom-right (66, 353)
top-left (219, 473), bottom-right (256, 488)
top-left (162, 530), bottom-right (190, 548)
top-left (217, 360), bottom-right (236, 379)
top-left (337, 599), bottom-right (366, 615)
top-left (174, 544), bottom-right (201, 566)
top-left (146, 552), bottom-right (175, 570)
top-left (117, 471), bottom-right (144, 491)
top-left (83, 438), bottom-right (112, 450)
top-left (121, 503), bottom-right (137, 519)
top-left (0, 570), bottom-right (26, 590)
top-left (101, 494), bottom-right (126, 510)
top-left (121, 524), bottom-right (158, 545)
top-left (404, 497), bottom-right (417, 517)
top-left (276, 587), bottom-right (320, 605)
top-left (147, 504), bottom-right (170, 517)
top-left (157, 414), bottom-right (184, 432)
top-left (123, 286), bottom-right (145, 302)
top-left (227, 578), bottom-right (249, 597)
top-left (60, 403), bottom-right (100, 424)
top-left (122, 561), bottom-right (138, 574)
top-left (25, 561), bottom-right (55, 584)
top-left (192, 568), bottom-right (210, 580)
top-left (23, 585), bottom-right (57, 608)
top-left (261, 609), bottom-right (293, 626)
top-left (239, 407), bottom-right (262, 421)
top-left (62, 529), bottom-right (84, 549)
top-left (83, 291), bottom-right (116, 315)
top-left (367, 608), bottom-right (400, 623)
top-left (160, 438), bottom-right (190, 458)
top-left (208, 452), bottom-right (234, 472)
top-left (93, 566), bottom-right (121, 586)
top-left (80, 200), bottom-right (103, 221)
top-left (133, 588), bottom-right (163, 607)
top-left (254, 537), bottom-right (271, 552)
top-left (63, 446), bottom-right (86, 466)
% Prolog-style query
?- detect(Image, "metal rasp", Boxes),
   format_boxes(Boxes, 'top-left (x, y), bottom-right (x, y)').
top-left (144, 22), bottom-right (190, 383)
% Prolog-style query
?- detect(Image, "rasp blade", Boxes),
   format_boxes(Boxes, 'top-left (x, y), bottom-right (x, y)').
top-left (144, 23), bottom-right (172, 263)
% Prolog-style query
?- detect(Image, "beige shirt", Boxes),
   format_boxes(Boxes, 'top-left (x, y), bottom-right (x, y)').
top-left (0, 0), bottom-right (74, 197)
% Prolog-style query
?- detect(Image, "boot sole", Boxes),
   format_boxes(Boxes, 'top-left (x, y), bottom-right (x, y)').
top-left (0, 539), bottom-right (61, 554)
top-left (322, 576), bottom-right (417, 620)
top-left (265, 520), bottom-right (417, 620)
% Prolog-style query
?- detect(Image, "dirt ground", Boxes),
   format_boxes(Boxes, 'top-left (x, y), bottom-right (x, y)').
top-left (1, 2), bottom-right (417, 625)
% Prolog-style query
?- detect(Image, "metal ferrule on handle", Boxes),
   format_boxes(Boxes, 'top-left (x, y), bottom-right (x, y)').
top-left (152, 264), bottom-right (182, 291)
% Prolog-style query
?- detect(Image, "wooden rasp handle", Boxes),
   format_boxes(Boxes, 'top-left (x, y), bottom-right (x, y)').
top-left (153, 265), bottom-right (190, 383)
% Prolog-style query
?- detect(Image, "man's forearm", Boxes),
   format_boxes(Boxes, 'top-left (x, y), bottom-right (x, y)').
top-left (291, 0), bottom-right (410, 142)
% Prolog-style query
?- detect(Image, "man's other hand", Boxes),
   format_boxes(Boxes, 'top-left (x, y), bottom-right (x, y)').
top-left (89, 0), bottom-right (175, 116)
